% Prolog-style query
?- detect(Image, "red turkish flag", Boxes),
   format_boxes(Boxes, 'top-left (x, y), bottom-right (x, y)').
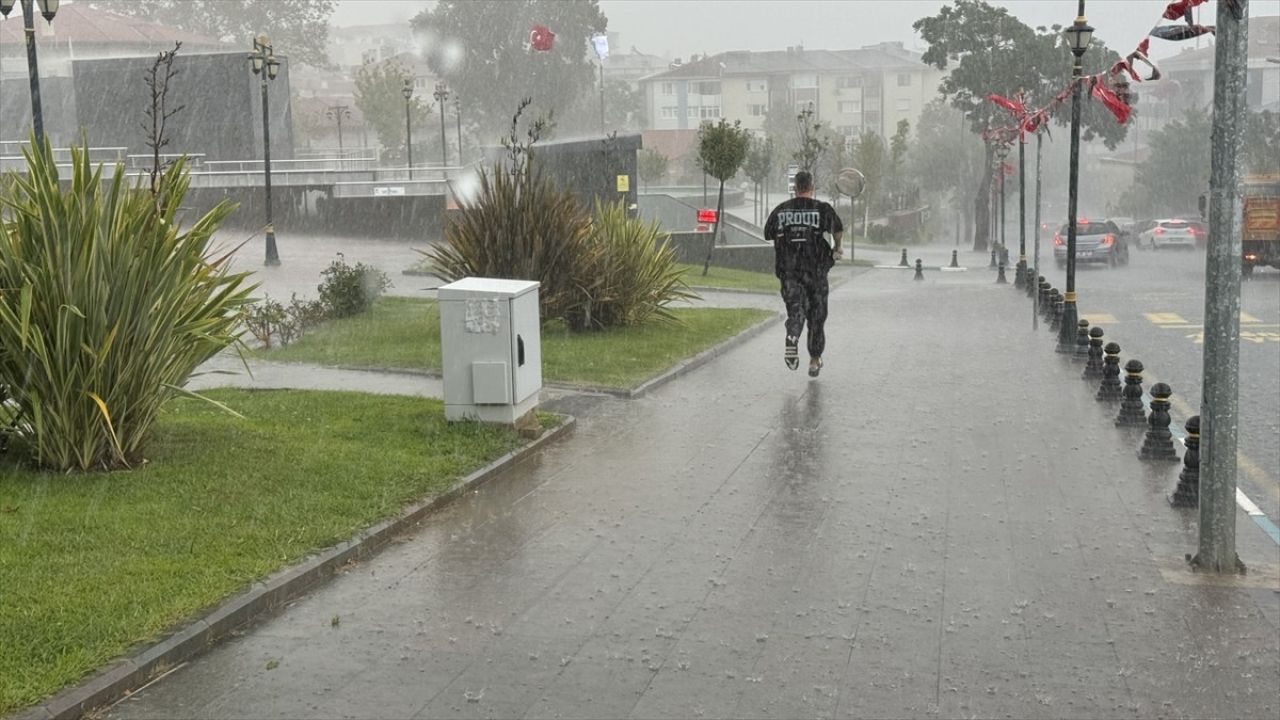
top-left (530, 24), bottom-right (555, 52)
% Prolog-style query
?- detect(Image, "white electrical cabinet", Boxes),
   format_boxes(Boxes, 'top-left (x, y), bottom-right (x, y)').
top-left (438, 278), bottom-right (542, 424)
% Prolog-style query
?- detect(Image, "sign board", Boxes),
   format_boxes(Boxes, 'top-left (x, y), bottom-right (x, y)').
top-left (373, 186), bottom-right (406, 197)
top-left (616, 174), bottom-right (630, 193)
top-left (786, 163), bottom-right (800, 197)
top-left (697, 208), bottom-right (718, 224)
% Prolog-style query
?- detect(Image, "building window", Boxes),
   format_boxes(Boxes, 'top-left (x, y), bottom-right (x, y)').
top-left (838, 125), bottom-right (855, 137)
top-left (865, 111), bottom-right (881, 129)
top-left (693, 81), bottom-right (721, 96)
top-left (661, 82), bottom-right (674, 95)
top-left (701, 106), bottom-right (721, 119)
top-left (897, 73), bottom-right (912, 87)
top-left (749, 104), bottom-right (767, 117)
top-left (661, 106), bottom-right (676, 119)
top-left (838, 100), bottom-right (862, 114)
top-left (896, 98), bottom-right (911, 112)
top-left (746, 80), bottom-right (767, 92)
top-left (837, 76), bottom-right (862, 89)
top-left (688, 107), bottom-right (698, 118)
top-left (792, 74), bottom-right (818, 89)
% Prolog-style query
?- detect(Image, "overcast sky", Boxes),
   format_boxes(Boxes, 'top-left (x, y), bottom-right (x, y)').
top-left (329, 1), bottom-right (1266, 61)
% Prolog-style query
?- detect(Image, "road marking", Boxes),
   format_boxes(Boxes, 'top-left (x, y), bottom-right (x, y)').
top-left (1146, 312), bottom-right (1189, 325)
top-left (1240, 312), bottom-right (1261, 324)
top-left (1081, 313), bottom-right (1118, 325)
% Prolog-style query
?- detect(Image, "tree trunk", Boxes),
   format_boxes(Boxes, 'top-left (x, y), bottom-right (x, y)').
top-left (702, 179), bottom-right (727, 276)
top-left (973, 142), bottom-right (995, 251)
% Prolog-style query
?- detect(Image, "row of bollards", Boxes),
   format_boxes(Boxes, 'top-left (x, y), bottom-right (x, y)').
top-left (1025, 273), bottom-right (1196, 505)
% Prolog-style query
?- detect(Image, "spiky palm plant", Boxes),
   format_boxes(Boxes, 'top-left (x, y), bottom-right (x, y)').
top-left (572, 200), bottom-right (695, 330)
top-left (424, 163), bottom-right (594, 327)
top-left (0, 140), bottom-right (255, 471)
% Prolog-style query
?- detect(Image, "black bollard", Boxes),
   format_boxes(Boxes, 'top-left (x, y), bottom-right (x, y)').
top-left (949, 250), bottom-right (959, 268)
top-left (1169, 416), bottom-right (1200, 507)
top-left (1049, 292), bottom-right (1064, 332)
top-left (1039, 281), bottom-right (1053, 318)
top-left (996, 262), bottom-right (1008, 284)
top-left (989, 247), bottom-right (998, 269)
top-left (1025, 269), bottom-right (1038, 299)
top-left (1014, 259), bottom-right (1025, 289)
top-left (1115, 359), bottom-right (1147, 427)
top-left (1139, 383), bottom-right (1180, 462)
top-left (913, 258), bottom-right (925, 281)
top-left (1073, 318), bottom-right (1091, 359)
top-left (899, 248), bottom-right (910, 267)
top-left (1096, 342), bottom-right (1123, 402)
top-left (999, 245), bottom-right (1011, 269)
top-left (1082, 326), bottom-right (1105, 380)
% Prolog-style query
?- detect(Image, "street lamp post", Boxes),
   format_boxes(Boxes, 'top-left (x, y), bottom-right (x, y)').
top-left (1, 0), bottom-right (60, 143)
top-left (433, 82), bottom-right (450, 170)
top-left (1016, 116), bottom-right (1029, 290)
top-left (454, 94), bottom-right (462, 165)
top-left (1033, 128), bottom-right (1043, 329)
top-left (402, 80), bottom-right (414, 180)
top-left (326, 104), bottom-right (350, 154)
top-left (248, 35), bottom-right (281, 267)
top-left (1058, 3), bottom-right (1093, 353)
top-left (996, 141), bottom-right (1009, 263)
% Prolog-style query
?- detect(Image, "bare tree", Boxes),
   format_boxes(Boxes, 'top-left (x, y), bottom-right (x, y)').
top-left (142, 42), bottom-right (185, 194)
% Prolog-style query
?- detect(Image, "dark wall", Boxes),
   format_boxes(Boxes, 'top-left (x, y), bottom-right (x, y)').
top-left (483, 133), bottom-right (641, 212)
top-left (0, 76), bottom-right (78, 147)
top-left (667, 231), bottom-right (776, 275)
top-left (72, 52), bottom-right (294, 161)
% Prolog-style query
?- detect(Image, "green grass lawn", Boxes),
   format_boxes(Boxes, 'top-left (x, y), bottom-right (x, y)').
top-left (0, 389), bottom-right (532, 714)
top-left (257, 298), bottom-right (775, 390)
top-left (674, 263), bottom-right (779, 293)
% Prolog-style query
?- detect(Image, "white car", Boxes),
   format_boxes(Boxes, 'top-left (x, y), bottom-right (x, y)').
top-left (1140, 219), bottom-right (1198, 250)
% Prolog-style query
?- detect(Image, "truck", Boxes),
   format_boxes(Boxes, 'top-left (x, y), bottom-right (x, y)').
top-left (1242, 176), bottom-right (1280, 277)
top-left (1198, 176), bottom-right (1280, 277)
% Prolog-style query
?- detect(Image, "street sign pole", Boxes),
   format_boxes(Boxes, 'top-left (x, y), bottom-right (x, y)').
top-left (1193, 0), bottom-right (1249, 574)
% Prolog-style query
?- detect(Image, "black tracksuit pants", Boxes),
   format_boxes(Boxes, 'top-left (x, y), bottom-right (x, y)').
top-left (780, 269), bottom-right (829, 358)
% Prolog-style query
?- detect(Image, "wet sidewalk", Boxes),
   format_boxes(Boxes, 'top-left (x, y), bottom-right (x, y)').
top-left (107, 262), bottom-right (1277, 720)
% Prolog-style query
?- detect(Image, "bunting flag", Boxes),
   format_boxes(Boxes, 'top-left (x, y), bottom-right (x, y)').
top-left (530, 24), bottom-right (555, 52)
top-left (981, 0), bottom-right (1228, 141)
top-left (591, 33), bottom-right (609, 60)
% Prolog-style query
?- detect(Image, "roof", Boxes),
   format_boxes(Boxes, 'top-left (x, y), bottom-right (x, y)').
top-left (0, 4), bottom-right (227, 49)
top-left (639, 42), bottom-right (927, 83)
top-left (1158, 15), bottom-right (1279, 71)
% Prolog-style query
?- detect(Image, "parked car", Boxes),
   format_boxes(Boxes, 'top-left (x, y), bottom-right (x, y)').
top-left (1053, 218), bottom-right (1130, 268)
top-left (1139, 218), bottom-right (1198, 250)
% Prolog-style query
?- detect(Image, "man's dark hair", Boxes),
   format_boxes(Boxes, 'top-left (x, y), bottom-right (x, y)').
top-left (794, 170), bottom-right (813, 193)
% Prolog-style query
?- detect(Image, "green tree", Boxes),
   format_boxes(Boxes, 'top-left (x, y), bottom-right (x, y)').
top-left (762, 98), bottom-right (799, 183)
top-left (793, 105), bottom-right (829, 177)
top-left (743, 136), bottom-right (775, 225)
top-left (354, 62), bottom-right (431, 165)
top-left (97, 0), bottom-right (336, 68)
top-left (413, 0), bottom-right (607, 137)
top-left (637, 148), bottom-right (668, 191)
top-left (886, 120), bottom-right (912, 210)
top-left (907, 100), bottom-right (985, 242)
top-left (852, 130), bottom-right (887, 230)
top-left (914, 0), bottom-right (1127, 250)
top-left (696, 119), bottom-right (751, 274)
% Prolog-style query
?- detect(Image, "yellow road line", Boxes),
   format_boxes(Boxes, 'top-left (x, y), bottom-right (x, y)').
top-left (1240, 312), bottom-right (1261, 324)
top-left (1081, 313), bottom-right (1118, 325)
top-left (1146, 312), bottom-right (1188, 325)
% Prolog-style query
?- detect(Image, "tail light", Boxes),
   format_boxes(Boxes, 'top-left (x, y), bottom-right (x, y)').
top-left (1101, 234), bottom-right (1115, 246)
top-left (1053, 234), bottom-right (1064, 247)
top-left (1154, 228), bottom-right (1166, 235)
top-left (1245, 253), bottom-right (1259, 261)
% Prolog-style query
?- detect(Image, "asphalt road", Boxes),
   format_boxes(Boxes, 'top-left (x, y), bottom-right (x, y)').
top-left (1039, 244), bottom-right (1280, 527)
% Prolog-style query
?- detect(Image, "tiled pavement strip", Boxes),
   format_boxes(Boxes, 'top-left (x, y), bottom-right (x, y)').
top-left (85, 242), bottom-right (1280, 719)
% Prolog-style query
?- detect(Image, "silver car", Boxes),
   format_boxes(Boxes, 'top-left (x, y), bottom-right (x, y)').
top-left (1053, 219), bottom-right (1130, 268)
top-left (1140, 219), bottom-right (1198, 250)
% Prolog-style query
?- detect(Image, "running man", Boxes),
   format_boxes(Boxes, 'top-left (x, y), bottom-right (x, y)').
top-left (764, 170), bottom-right (843, 377)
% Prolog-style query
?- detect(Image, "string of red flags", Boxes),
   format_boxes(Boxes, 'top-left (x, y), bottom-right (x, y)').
top-left (529, 24), bottom-right (556, 52)
top-left (982, 0), bottom-right (1223, 154)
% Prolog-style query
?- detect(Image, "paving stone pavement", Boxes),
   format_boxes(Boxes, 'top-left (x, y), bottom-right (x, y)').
top-left (102, 248), bottom-right (1278, 720)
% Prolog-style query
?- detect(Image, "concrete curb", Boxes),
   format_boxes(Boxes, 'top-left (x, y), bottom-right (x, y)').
top-left (13, 417), bottom-right (577, 720)
top-left (626, 312), bottom-right (782, 399)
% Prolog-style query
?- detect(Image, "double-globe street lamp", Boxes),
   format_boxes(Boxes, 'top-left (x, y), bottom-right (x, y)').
top-left (326, 104), bottom-right (351, 154)
top-left (433, 82), bottom-right (450, 170)
top-left (402, 80), bottom-right (414, 179)
top-left (248, 34), bottom-right (281, 267)
top-left (1057, 2), bottom-right (1093, 353)
top-left (0, 0), bottom-right (60, 142)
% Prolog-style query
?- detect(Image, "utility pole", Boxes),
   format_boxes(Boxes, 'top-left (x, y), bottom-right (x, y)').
top-left (1193, 0), bottom-right (1249, 575)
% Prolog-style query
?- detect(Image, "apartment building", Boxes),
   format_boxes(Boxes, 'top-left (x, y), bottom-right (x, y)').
top-left (639, 42), bottom-right (942, 140)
